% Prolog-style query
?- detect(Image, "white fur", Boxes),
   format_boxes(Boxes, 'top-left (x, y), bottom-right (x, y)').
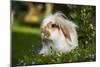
top-left (39, 12), bottom-right (78, 55)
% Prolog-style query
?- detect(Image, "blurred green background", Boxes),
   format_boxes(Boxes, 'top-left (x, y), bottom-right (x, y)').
top-left (11, 1), bottom-right (96, 66)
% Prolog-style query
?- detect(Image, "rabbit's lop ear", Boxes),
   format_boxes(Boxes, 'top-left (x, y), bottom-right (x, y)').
top-left (60, 23), bottom-right (71, 41)
top-left (54, 12), bottom-right (78, 42)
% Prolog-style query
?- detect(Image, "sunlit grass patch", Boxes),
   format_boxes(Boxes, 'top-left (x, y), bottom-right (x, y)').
top-left (12, 24), bottom-right (40, 35)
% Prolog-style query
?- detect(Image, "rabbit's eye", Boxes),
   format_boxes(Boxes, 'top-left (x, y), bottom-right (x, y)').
top-left (51, 24), bottom-right (58, 28)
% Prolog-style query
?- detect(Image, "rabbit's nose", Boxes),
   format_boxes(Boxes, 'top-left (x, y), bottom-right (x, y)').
top-left (41, 28), bottom-right (50, 38)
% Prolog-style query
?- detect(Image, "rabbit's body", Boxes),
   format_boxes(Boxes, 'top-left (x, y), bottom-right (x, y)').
top-left (39, 12), bottom-right (78, 55)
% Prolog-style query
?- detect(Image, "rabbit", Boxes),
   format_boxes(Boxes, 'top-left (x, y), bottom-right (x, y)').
top-left (39, 12), bottom-right (78, 55)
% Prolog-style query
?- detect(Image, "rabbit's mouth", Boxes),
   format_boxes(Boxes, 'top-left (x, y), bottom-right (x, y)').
top-left (42, 37), bottom-right (53, 43)
top-left (41, 30), bottom-right (51, 39)
top-left (41, 33), bottom-right (50, 40)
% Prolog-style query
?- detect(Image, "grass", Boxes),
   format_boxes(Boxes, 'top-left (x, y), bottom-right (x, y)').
top-left (11, 23), bottom-right (96, 66)
top-left (12, 23), bottom-right (40, 34)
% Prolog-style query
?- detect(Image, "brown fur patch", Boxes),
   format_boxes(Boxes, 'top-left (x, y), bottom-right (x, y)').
top-left (41, 26), bottom-right (50, 38)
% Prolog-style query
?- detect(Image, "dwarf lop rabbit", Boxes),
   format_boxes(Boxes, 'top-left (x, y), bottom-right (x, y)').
top-left (39, 12), bottom-right (78, 55)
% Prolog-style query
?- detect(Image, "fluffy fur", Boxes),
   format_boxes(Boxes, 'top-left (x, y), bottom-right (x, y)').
top-left (39, 12), bottom-right (78, 55)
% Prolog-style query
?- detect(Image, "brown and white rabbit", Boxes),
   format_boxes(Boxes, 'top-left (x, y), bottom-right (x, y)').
top-left (39, 12), bottom-right (78, 55)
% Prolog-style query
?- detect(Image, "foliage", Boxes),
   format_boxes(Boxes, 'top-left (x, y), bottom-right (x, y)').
top-left (16, 48), bottom-right (95, 66)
